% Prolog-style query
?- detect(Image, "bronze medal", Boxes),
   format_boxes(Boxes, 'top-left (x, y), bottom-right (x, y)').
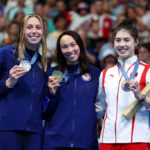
top-left (121, 80), bottom-right (131, 92)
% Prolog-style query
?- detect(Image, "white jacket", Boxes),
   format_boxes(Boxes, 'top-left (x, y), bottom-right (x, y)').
top-left (96, 55), bottom-right (150, 143)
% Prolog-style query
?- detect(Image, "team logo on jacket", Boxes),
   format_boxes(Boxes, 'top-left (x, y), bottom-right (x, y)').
top-left (81, 73), bottom-right (91, 81)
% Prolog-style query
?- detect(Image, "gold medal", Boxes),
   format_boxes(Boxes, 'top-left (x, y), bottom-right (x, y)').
top-left (52, 70), bottom-right (63, 83)
top-left (121, 80), bottom-right (131, 92)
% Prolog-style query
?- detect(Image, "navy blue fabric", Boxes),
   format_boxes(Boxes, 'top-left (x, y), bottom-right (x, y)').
top-left (0, 45), bottom-right (48, 134)
top-left (44, 148), bottom-right (85, 150)
top-left (43, 64), bottom-right (100, 150)
top-left (0, 131), bottom-right (42, 150)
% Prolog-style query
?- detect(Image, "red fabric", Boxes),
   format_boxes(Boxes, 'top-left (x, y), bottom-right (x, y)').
top-left (102, 68), bottom-right (109, 95)
top-left (139, 64), bottom-right (150, 90)
top-left (99, 143), bottom-right (150, 150)
top-left (101, 68), bottom-right (108, 142)
top-left (102, 17), bottom-right (112, 39)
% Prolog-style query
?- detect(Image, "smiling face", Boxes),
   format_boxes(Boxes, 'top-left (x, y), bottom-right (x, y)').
top-left (114, 29), bottom-right (138, 62)
top-left (60, 35), bottom-right (80, 65)
top-left (25, 17), bottom-right (43, 50)
top-left (138, 46), bottom-right (150, 63)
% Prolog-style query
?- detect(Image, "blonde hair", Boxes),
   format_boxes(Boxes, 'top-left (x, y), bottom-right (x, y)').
top-left (17, 14), bottom-right (47, 71)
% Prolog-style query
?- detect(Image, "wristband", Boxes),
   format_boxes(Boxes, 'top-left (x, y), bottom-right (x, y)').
top-left (138, 94), bottom-right (146, 102)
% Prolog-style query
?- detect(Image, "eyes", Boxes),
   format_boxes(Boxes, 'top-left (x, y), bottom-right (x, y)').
top-left (26, 24), bottom-right (42, 30)
top-left (61, 43), bottom-right (77, 49)
top-left (115, 38), bottom-right (131, 43)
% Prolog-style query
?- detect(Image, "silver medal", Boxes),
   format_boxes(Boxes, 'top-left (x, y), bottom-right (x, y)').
top-left (19, 60), bottom-right (31, 72)
top-left (121, 80), bottom-right (131, 92)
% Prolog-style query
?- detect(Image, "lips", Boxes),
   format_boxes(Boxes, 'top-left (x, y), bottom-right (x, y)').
top-left (29, 36), bottom-right (39, 41)
top-left (119, 49), bottom-right (127, 53)
top-left (65, 52), bottom-right (77, 60)
top-left (68, 54), bottom-right (76, 59)
top-left (118, 46), bottom-right (129, 50)
top-left (117, 46), bottom-right (129, 54)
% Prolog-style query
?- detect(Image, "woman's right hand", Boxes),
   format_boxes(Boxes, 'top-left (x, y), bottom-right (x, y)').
top-left (47, 76), bottom-right (60, 95)
top-left (6, 65), bottom-right (27, 88)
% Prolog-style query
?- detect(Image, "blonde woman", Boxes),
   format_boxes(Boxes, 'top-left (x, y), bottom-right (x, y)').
top-left (0, 14), bottom-right (48, 150)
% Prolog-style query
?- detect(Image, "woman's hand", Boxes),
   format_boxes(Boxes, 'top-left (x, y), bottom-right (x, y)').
top-left (47, 76), bottom-right (60, 95)
top-left (129, 80), bottom-right (142, 100)
top-left (6, 65), bottom-right (27, 88)
top-left (130, 81), bottom-right (150, 108)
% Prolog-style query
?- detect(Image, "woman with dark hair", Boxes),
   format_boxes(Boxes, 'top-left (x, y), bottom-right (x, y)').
top-left (56, 30), bottom-right (90, 74)
top-left (137, 42), bottom-right (150, 65)
top-left (43, 30), bottom-right (100, 150)
top-left (96, 19), bottom-right (150, 150)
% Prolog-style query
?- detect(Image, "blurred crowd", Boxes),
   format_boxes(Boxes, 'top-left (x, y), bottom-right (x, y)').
top-left (0, 0), bottom-right (150, 70)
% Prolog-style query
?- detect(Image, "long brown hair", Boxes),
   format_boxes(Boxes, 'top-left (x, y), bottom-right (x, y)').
top-left (16, 14), bottom-right (47, 71)
top-left (56, 30), bottom-right (89, 75)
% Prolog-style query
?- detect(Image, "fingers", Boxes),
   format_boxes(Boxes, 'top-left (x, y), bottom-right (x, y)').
top-left (10, 65), bottom-right (26, 73)
top-left (129, 81), bottom-right (140, 92)
top-left (6, 65), bottom-right (27, 88)
top-left (47, 76), bottom-right (60, 95)
top-left (48, 76), bottom-right (60, 88)
top-left (10, 65), bottom-right (27, 79)
top-left (14, 71), bottom-right (27, 79)
top-left (129, 80), bottom-right (143, 100)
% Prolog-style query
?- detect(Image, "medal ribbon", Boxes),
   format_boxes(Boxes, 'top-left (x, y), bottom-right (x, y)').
top-left (22, 51), bottom-right (39, 65)
top-left (117, 58), bottom-right (140, 80)
top-left (30, 52), bottom-right (38, 65)
top-left (63, 66), bottom-right (80, 83)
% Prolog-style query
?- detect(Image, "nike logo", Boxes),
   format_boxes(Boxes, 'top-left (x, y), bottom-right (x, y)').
top-left (109, 74), bottom-right (114, 78)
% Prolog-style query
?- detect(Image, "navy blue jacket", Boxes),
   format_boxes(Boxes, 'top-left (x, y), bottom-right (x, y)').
top-left (43, 64), bottom-right (100, 150)
top-left (0, 45), bottom-right (48, 134)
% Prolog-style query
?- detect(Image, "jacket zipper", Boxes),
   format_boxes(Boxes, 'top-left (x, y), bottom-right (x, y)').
top-left (27, 67), bottom-right (35, 131)
top-left (70, 78), bottom-right (76, 148)
top-left (30, 69), bottom-right (35, 112)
